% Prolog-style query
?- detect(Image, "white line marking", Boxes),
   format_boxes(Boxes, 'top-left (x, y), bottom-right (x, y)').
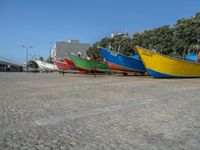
top-left (35, 98), bottom-right (156, 126)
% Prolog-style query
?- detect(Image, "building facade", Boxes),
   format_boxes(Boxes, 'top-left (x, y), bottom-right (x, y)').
top-left (0, 58), bottom-right (24, 72)
top-left (51, 39), bottom-right (91, 60)
top-left (111, 32), bottom-right (129, 39)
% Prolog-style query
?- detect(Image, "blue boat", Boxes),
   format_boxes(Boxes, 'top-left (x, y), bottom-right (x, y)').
top-left (131, 55), bottom-right (140, 60)
top-left (99, 47), bottom-right (146, 73)
top-left (185, 53), bottom-right (197, 61)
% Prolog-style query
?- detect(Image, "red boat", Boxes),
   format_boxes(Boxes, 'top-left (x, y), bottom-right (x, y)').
top-left (63, 58), bottom-right (88, 72)
top-left (53, 59), bottom-right (70, 70)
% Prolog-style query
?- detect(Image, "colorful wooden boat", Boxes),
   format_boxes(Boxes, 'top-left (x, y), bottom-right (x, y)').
top-left (99, 47), bottom-right (146, 73)
top-left (53, 59), bottom-right (70, 70)
top-left (66, 53), bottom-right (110, 73)
top-left (185, 53), bottom-right (197, 61)
top-left (35, 60), bottom-right (57, 72)
top-left (63, 58), bottom-right (88, 72)
top-left (136, 46), bottom-right (200, 78)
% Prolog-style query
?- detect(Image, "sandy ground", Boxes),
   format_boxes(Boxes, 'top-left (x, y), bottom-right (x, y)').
top-left (0, 72), bottom-right (200, 150)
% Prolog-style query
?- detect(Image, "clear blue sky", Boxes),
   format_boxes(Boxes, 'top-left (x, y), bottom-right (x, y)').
top-left (0, 0), bottom-right (200, 63)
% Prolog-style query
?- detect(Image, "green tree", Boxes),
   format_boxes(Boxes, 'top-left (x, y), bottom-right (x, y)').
top-left (87, 11), bottom-right (200, 58)
top-left (87, 33), bottom-right (134, 59)
top-left (173, 15), bottom-right (200, 55)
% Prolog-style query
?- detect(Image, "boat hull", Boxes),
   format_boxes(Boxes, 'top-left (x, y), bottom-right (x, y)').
top-left (106, 62), bottom-right (132, 72)
top-left (53, 60), bottom-right (70, 70)
top-left (185, 54), bottom-right (197, 61)
top-left (136, 46), bottom-right (200, 78)
top-left (66, 54), bottom-right (110, 73)
top-left (35, 60), bottom-right (57, 71)
top-left (99, 47), bottom-right (146, 73)
top-left (63, 58), bottom-right (88, 72)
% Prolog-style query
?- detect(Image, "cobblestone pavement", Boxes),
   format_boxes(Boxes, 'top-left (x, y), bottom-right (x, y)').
top-left (0, 72), bottom-right (200, 150)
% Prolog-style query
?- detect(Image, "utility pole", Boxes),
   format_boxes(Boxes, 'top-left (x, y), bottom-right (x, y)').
top-left (22, 45), bottom-right (33, 65)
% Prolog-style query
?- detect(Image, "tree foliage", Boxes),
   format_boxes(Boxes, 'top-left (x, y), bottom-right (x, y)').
top-left (87, 12), bottom-right (200, 59)
top-left (87, 33), bottom-right (135, 59)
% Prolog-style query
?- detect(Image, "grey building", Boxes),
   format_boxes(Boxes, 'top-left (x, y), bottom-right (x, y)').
top-left (0, 57), bottom-right (24, 72)
top-left (51, 39), bottom-right (91, 60)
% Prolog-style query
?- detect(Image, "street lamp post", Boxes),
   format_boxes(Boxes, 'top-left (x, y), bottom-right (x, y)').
top-left (22, 45), bottom-right (33, 65)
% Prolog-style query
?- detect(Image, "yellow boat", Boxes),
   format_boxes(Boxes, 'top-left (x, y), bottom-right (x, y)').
top-left (136, 46), bottom-right (200, 78)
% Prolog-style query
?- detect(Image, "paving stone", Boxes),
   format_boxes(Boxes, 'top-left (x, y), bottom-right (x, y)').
top-left (0, 73), bottom-right (200, 149)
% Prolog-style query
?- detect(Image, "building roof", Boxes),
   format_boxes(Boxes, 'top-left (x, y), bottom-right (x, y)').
top-left (0, 57), bottom-right (24, 67)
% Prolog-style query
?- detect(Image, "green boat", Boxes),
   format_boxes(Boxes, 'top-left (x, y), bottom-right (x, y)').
top-left (67, 53), bottom-right (110, 72)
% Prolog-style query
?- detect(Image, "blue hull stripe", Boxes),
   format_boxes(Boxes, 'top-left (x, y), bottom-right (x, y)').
top-left (147, 68), bottom-right (200, 78)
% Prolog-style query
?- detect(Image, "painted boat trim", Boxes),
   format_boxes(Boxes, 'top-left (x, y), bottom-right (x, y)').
top-left (107, 62), bottom-right (144, 73)
top-left (53, 60), bottom-right (69, 70)
top-left (147, 68), bottom-right (200, 78)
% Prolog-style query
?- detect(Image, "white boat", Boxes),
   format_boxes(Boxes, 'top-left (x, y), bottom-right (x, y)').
top-left (35, 60), bottom-right (57, 72)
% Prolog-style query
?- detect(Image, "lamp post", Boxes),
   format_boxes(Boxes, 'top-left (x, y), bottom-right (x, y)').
top-left (22, 45), bottom-right (33, 65)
